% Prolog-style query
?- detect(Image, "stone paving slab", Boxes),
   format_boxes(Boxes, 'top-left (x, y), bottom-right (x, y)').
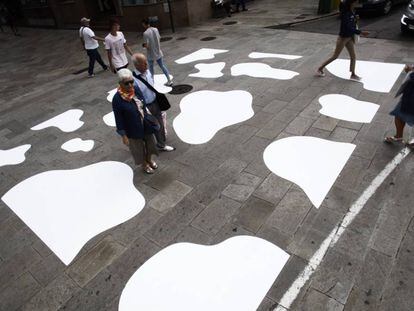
top-left (0, 0), bottom-right (414, 309)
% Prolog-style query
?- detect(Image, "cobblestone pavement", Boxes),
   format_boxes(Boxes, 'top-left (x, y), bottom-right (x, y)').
top-left (1, 0), bottom-right (414, 310)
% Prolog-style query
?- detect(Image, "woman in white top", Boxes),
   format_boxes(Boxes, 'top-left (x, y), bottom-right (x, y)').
top-left (142, 18), bottom-right (173, 86)
top-left (105, 20), bottom-right (134, 73)
top-left (79, 17), bottom-right (108, 77)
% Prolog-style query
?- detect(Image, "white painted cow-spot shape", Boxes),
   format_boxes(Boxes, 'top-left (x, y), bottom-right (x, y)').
top-left (319, 94), bottom-right (380, 123)
top-left (326, 59), bottom-right (405, 93)
top-left (248, 52), bottom-right (302, 60)
top-left (173, 90), bottom-right (253, 144)
top-left (153, 74), bottom-right (174, 94)
top-left (0, 144), bottom-right (31, 168)
top-left (175, 48), bottom-right (229, 64)
top-left (1, 161), bottom-right (145, 265)
top-left (231, 63), bottom-right (299, 80)
top-left (119, 236), bottom-right (289, 311)
top-left (263, 137), bottom-right (355, 209)
top-left (189, 62), bottom-right (225, 78)
top-left (31, 109), bottom-right (84, 133)
top-left (103, 112), bottom-right (116, 127)
top-left (61, 138), bottom-right (94, 153)
top-left (107, 88), bottom-right (117, 102)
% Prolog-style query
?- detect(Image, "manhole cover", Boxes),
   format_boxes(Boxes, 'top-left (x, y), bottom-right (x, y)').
top-left (160, 36), bottom-right (173, 42)
top-left (223, 21), bottom-right (237, 25)
top-left (177, 37), bottom-right (187, 40)
top-left (201, 36), bottom-right (217, 41)
top-left (170, 84), bottom-right (193, 95)
top-left (72, 68), bottom-right (88, 75)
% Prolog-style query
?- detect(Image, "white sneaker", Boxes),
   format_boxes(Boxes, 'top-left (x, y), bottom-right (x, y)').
top-left (158, 145), bottom-right (176, 152)
top-left (164, 81), bottom-right (173, 87)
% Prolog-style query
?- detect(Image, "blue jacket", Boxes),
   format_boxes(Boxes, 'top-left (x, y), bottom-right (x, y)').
top-left (339, 11), bottom-right (361, 38)
top-left (112, 86), bottom-right (148, 139)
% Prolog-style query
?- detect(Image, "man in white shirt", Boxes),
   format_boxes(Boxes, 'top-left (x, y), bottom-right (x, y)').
top-left (142, 18), bottom-right (173, 86)
top-left (79, 17), bottom-right (108, 78)
top-left (132, 53), bottom-right (175, 152)
top-left (105, 20), bottom-right (134, 73)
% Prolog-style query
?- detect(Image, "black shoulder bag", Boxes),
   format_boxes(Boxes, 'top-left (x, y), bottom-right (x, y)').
top-left (133, 72), bottom-right (171, 111)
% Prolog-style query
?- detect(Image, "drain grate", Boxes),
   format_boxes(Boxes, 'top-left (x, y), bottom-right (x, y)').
top-left (223, 21), bottom-right (237, 25)
top-left (201, 36), bottom-right (217, 41)
top-left (170, 84), bottom-right (193, 95)
top-left (72, 68), bottom-right (89, 75)
top-left (160, 37), bottom-right (173, 42)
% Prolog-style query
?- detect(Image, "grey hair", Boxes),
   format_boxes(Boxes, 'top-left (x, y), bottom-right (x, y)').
top-left (117, 68), bottom-right (133, 82)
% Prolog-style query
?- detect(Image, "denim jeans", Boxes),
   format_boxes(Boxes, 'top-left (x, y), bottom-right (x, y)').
top-left (86, 48), bottom-right (107, 75)
top-left (148, 57), bottom-right (171, 81)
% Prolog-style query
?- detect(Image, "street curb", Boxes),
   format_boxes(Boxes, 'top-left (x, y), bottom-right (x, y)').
top-left (264, 11), bottom-right (339, 29)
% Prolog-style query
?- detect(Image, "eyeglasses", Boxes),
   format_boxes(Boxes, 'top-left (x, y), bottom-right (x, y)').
top-left (123, 80), bottom-right (134, 85)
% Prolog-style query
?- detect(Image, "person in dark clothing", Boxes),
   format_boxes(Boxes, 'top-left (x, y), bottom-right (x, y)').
top-left (385, 65), bottom-right (414, 147)
top-left (0, 2), bottom-right (19, 36)
top-left (235, 0), bottom-right (247, 12)
top-left (317, 0), bottom-right (369, 80)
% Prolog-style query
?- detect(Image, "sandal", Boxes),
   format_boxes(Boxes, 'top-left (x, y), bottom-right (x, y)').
top-left (149, 161), bottom-right (158, 169)
top-left (384, 136), bottom-right (403, 144)
top-left (143, 165), bottom-right (154, 174)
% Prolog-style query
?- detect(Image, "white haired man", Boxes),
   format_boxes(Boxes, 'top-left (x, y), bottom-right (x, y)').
top-left (132, 53), bottom-right (175, 152)
top-left (79, 17), bottom-right (108, 77)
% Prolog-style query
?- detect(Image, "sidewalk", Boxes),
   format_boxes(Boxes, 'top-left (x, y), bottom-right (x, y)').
top-left (1, 1), bottom-right (413, 310)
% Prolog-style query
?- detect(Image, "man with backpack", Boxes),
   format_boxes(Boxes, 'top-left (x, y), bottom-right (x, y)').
top-left (79, 17), bottom-right (108, 78)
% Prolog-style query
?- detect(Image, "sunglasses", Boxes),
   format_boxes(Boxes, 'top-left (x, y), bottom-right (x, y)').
top-left (123, 80), bottom-right (134, 85)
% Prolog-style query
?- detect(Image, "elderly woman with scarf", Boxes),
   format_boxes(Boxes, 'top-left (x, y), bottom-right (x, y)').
top-left (112, 68), bottom-right (159, 174)
top-left (385, 65), bottom-right (414, 147)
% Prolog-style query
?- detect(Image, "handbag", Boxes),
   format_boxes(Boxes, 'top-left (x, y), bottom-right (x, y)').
top-left (143, 113), bottom-right (161, 133)
top-left (133, 72), bottom-right (171, 111)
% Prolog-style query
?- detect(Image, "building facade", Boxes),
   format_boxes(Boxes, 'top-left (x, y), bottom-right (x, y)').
top-left (16, 0), bottom-right (214, 31)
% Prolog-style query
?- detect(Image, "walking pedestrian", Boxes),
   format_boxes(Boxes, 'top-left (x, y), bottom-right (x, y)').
top-left (79, 17), bottom-right (108, 78)
top-left (105, 19), bottom-right (133, 73)
top-left (0, 2), bottom-right (19, 36)
top-left (131, 53), bottom-right (176, 152)
top-left (317, 0), bottom-right (369, 80)
top-left (112, 68), bottom-right (159, 174)
top-left (142, 18), bottom-right (173, 86)
top-left (384, 65), bottom-right (414, 147)
top-left (235, 0), bottom-right (247, 12)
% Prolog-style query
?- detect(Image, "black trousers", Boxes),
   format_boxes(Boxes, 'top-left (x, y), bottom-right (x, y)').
top-left (236, 0), bottom-right (246, 10)
top-left (146, 100), bottom-right (166, 148)
top-left (86, 48), bottom-right (107, 75)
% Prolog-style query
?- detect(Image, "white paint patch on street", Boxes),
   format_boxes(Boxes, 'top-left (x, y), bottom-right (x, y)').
top-left (319, 94), bottom-right (379, 123)
top-left (154, 74), bottom-right (174, 94)
top-left (175, 48), bottom-right (229, 64)
top-left (173, 90), bottom-right (253, 144)
top-left (31, 109), bottom-right (84, 133)
top-left (61, 138), bottom-right (94, 153)
top-left (274, 147), bottom-right (411, 310)
top-left (0, 144), bottom-right (31, 168)
top-left (107, 88), bottom-right (117, 102)
top-left (326, 59), bottom-right (405, 93)
top-left (1, 161), bottom-right (145, 265)
top-left (119, 236), bottom-right (289, 311)
top-left (103, 111), bottom-right (115, 127)
top-left (189, 62), bottom-right (225, 78)
top-left (249, 52), bottom-right (302, 60)
top-left (263, 137), bottom-right (355, 208)
top-left (231, 63), bottom-right (299, 80)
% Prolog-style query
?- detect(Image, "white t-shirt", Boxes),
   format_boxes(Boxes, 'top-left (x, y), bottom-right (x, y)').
top-left (105, 32), bottom-right (128, 68)
top-left (143, 27), bottom-right (163, 61)
top-left (79, 27), bottom-right (99, 50)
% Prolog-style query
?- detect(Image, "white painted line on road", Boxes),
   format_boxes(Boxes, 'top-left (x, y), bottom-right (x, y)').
top-left (274, 147), bottom-right (411, 310)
